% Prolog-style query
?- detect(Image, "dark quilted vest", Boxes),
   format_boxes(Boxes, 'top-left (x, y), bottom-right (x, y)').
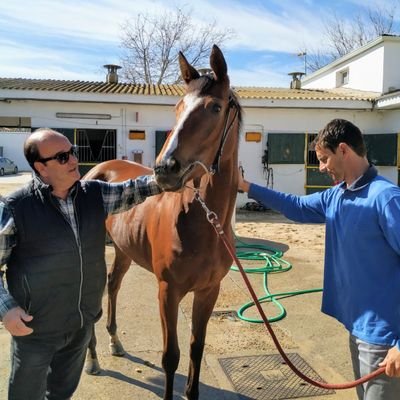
top-left (6, 178), bottom-right (107, 336)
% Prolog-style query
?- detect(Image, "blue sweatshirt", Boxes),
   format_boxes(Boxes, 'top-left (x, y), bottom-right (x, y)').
top-left (248, 166), bottom-right (400, 348)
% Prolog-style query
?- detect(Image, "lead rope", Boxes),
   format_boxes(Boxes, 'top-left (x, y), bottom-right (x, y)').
top-left (194, 192), bottom-right (385, 390)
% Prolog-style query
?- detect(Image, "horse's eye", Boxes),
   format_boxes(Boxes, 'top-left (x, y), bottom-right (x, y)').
top-left (212, 104), bottom-right (222, 113)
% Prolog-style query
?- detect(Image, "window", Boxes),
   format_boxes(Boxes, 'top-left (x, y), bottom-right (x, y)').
top-left (336, 68), bottom-right (349, 87)
top-left (363, 134), bottom-right (397, 166)
top-left (267, 133), bottom-right (305, 164)
top-left (306, 133), bottom-right (318, 166)
top-left (155, 130), bottom-right (171, 158)
top-left (0, 116), bottom-right (31, 131)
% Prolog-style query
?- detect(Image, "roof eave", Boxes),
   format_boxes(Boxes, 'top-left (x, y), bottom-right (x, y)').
top-left (0, 90), bottom-right (180, 106)
top-left (375, 93), bottom-right (400, 110)
top-left (239, 98), bottom-right (373, 110)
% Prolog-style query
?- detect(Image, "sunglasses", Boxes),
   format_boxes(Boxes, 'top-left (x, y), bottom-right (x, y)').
top-left (37, 146), bottom-right (78, 165)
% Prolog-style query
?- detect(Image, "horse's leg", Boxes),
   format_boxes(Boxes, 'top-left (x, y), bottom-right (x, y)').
top-left (158, 280), bottom-right (181, 400)
top-left (85, 323), bottom-right (101, 375)
top-left (185, 284), bottom-right (221, 400)
top-left (107, 245), bottom-right (132, 356)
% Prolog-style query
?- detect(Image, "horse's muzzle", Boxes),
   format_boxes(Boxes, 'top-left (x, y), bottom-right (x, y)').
top-left (154, 157), bottom-right (187, 191)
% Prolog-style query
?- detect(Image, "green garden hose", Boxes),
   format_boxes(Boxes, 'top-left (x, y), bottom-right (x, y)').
top-left (231, 234), bottom-right (323, 323)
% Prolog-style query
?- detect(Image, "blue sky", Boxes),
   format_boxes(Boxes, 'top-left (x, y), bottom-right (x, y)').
top-left (0, 0), bottom-right (397, 87)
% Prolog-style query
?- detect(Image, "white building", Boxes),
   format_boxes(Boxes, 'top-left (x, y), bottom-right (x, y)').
top-left (0, 35), bottom-right (399, 205)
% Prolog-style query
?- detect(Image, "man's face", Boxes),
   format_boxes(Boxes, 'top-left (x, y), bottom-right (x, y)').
top-left (35, 135), bottom-right (80, 189)
top-left (315, 144), bottom-right (345, 183)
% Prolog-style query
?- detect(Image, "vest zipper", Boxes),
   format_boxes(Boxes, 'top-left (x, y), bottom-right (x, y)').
top-left (23, 275), bottom-right (32, 314)
top-left (72, 191), bottom-right (84, 329)
top-left (49, 190), bottom-right (84, 328)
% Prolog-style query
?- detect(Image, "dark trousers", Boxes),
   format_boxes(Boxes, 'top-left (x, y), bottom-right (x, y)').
top-left (8, 323), bottom-right (93, 400)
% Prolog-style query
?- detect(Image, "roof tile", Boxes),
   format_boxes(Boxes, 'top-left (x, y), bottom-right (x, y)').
top-left (0, 78), bottom-right (379, 101)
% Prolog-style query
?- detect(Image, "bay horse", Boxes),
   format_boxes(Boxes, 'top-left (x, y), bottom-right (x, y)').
top-left (84, 45), bottom-right (242, 400)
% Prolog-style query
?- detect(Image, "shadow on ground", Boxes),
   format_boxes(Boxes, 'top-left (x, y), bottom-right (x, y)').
top-left (92, 351), bottom-right (252, 400)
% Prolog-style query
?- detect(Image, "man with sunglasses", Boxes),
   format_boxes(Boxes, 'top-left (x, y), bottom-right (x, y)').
top-left (0, 128), bottom-right (163, 400)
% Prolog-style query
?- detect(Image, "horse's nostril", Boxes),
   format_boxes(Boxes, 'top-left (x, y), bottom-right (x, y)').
top-left (155, 157), bottom-right (181, 175)
top-left (166, 157), bottom-right (180, 173)
top-left (154, 165), bottom-right (164, 175)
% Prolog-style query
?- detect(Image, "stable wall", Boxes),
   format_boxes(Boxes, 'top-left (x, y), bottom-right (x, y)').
top-left (1, 100), bottom-right (399, 203)
top-left (302, 37), bottom-right (400, 94)
top-left (236, 107), bottom-right (399, 206)
top-left (302, 45), bottom-right (384, 92)
top-left (0, 99), bottom-right (176, 168)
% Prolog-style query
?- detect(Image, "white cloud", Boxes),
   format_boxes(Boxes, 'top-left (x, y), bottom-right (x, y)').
top-left (230, 66), bottom-right (290, 87)
top-left (0, 0), bottom-right (380, 85)
top-left (190, 0), bottom-right (330, 52)
top-left (0, 38), bottom-right (105, 80)
top-left (1, 0), bottom-right (331, 53)
top-left (0, 0), bottom-right (181, 43)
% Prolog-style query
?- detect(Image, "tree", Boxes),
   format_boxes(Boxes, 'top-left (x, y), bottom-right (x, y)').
top-left (303, 3), bottom-right (400, 73)
top-left (119, 7), bottom-right (234, 84)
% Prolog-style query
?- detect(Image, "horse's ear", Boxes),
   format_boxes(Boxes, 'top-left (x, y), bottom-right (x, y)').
top-left (210, 45), bottom-right (228, 82)
top-left (179, 51), bottom-right (200, 84)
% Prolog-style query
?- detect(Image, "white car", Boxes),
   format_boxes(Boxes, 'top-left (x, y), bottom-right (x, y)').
top-left (0, 157), bottom-right (18, 176)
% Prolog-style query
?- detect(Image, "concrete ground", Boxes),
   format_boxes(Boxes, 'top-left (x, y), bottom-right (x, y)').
top-left (0, 174), bottom-right (361, 400)
top-left (0, 254), bottom-right (357, 400)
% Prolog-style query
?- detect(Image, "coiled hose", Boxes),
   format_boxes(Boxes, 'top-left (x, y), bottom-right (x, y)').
top-left (231, 234), bottom-right (323, 323)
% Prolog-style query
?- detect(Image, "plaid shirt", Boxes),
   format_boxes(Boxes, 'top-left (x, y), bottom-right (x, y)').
top-left (0, 175), bottom-right (162, 319)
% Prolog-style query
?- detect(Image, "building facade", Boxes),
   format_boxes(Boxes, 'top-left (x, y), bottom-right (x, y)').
top-left (1, 36), bottom-right (399, 205)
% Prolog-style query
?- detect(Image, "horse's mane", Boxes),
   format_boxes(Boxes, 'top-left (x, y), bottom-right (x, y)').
top-left (229, 90), bottom-right (243, 133)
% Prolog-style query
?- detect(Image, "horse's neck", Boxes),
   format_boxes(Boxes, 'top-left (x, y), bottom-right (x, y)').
top-left (202, 157), bottom-right (238, 225)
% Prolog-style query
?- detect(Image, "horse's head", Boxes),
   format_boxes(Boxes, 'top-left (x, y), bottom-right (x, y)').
top-left (154, 45), bottom-right (240, 191)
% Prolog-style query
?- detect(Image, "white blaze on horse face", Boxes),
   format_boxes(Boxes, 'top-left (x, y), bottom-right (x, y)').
top-left (161, 92), bottom-right (203, 162)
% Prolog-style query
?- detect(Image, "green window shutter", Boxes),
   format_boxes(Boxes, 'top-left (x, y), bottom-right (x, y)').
top-left (155, 130), bottom-right (170, 158)
top-left (306, 167), bottom-right (335, 186)
top-left (364, 134), bottom-right (397, 166)
top-left (268, 133), bottom-right (305, 164)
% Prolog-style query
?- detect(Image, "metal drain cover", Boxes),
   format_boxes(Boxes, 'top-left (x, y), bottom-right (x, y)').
top-left (218, 353), bottom-right (335, 399)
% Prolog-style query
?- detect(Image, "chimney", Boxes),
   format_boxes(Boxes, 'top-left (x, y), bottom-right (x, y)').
top-left (288, 72), bottom-right (305, 89)
top-left (198, 68), bottom-right (213, 76)
top-left (103, 64), bottom-right (121, 84)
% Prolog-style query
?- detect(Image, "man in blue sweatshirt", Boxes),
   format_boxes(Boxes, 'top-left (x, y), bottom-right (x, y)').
top-left (238, 119), bottom-right (400, 400)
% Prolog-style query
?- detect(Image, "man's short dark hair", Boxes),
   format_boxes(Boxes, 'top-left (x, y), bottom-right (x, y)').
top-left (314, 119), bottom-right (367, 157)
top-left (24, 128), bottom-right (59, 174)
top-left (24, 135), bottom-right (41, 173)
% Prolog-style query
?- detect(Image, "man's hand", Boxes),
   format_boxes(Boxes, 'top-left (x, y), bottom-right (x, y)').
top-left (379, 346), bottom-right (400, 377)
top-left (2, 307), bottom-right (33, 336)
top-left (238, 166), bottom-right (250, 193)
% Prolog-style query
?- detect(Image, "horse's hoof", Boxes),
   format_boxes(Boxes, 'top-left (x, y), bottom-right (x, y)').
top-left (85, 358), bottom-right (102, 375)
top-left (110, 341), bottom-right (125, 357)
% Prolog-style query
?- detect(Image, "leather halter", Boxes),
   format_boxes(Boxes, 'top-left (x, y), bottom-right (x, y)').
top-left (210, 95), bottom-right (238, 174)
